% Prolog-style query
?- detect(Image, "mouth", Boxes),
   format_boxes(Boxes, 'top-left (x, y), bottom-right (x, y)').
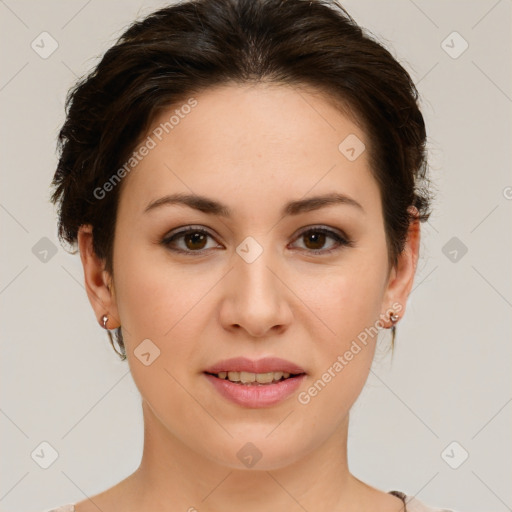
top-left (203, 371), bottom-right (307, 407)
top-left (204, 370), bottom-right (306, 385)
top-left (203, 357), bottom-right (307, 407)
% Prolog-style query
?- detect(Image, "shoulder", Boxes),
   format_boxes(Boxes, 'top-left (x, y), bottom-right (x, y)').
top-left (389, 490), bottom-right (460, 512)
top-left (41, 505), bottom-right (75, 512)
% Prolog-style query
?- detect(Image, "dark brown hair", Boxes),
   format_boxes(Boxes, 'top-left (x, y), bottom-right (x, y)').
top-left (50, 0), bottom-right (432, 360)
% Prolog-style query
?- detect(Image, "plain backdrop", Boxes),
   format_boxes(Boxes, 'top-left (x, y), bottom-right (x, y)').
top-left (1, 1), bottom-right (511, 511)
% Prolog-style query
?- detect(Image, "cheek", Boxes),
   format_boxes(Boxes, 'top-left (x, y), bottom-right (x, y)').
top-left (114, 264), bottom-right (169, 337)
top-left (294, 268), bottom-right (385, 427)
top-left (114, 250), bottom-right (205, 410)
top-left (113, 242), bottom-right (194, 347)
top-left (114, 221), bottom-right (185, 302)
top-left (298, 248), bottom-right (388, 390)
top-left (113, 243), bottom-right (223, 377)
top-left (301, 256), bottom-right (387, 343)
top-left (314, 275), bottom-right (381, 372)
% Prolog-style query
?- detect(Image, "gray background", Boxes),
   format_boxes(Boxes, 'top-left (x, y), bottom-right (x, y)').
top-left (1, 1), bottom-right (511, 511)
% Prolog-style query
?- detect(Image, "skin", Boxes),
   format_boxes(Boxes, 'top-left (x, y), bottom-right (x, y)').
top-left (76, 82), bottom-right (419, 512)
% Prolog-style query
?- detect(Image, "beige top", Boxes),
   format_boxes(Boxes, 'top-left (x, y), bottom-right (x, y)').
top-left (43, 490), bottom-right (458, 511)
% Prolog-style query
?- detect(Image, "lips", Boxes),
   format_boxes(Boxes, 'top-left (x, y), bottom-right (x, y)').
top-left (203, 357), bottom-right (307, 407)
top-left (203, 356), bottom-right (306, 375)
top-left (204, 371), bottom-right (306, 408)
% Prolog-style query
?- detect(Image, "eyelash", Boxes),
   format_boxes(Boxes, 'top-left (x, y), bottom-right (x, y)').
top-left (160, 225), bottom-right (353, 256)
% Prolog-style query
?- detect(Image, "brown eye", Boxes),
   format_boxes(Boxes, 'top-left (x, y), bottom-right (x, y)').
top-left (291, 227), bottom-right (352, 255)
top-left (161, 227), bottom-right (220, 254)
top-left (183, 231), bottom-right (208, 250)
top-left (303, 230), bottom-right (327, 251)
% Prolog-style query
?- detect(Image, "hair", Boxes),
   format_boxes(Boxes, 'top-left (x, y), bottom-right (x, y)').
top-left (50, 0), bottom-right (433, 361)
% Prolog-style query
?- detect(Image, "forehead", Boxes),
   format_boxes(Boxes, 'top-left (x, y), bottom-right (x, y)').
top-left (117, 82), bottom-right (380, 219)
top-left (146, 82), bottom-right (364, 157)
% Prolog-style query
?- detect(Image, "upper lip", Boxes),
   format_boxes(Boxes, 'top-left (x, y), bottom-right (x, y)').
top-left (204, 357), bottom-right (306, 375)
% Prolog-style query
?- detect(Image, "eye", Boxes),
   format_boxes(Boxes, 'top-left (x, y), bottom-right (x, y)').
top-left (160, 225), bottom-right (353, 256)
top-left (290, 226), bottom-right (353, 255)
top-left (160, 226), bottom-right (221, 254)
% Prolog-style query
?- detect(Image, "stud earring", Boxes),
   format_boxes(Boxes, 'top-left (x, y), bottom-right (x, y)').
top-left (389, 311), bottom-right (399, 325)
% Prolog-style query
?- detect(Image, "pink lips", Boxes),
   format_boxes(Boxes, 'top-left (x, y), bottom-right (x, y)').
top-left (203, 357), bottom-right (307, 408)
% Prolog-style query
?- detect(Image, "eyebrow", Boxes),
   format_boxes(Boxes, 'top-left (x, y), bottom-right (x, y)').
top-left (144, 191), bottom-right (365, 217)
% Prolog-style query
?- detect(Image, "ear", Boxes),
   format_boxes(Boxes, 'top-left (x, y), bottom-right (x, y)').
top-left (77, 224), bottom-right (120, 329)
top-left (380, 207), bottom-right (421, 327)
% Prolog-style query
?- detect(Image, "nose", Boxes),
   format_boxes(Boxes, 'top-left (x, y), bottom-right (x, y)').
top-left (219, 245), bottom-right (293, 338)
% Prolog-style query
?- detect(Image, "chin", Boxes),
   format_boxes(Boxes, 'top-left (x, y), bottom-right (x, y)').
top-left (200, 433), bottom-right (310, 471)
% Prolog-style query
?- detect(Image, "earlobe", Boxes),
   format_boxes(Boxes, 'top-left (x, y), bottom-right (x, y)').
top-left (77, 224), bottom-right (121, 329)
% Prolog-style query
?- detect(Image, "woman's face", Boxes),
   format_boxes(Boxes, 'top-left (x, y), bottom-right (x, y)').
top-left (81, 83), bottom-right (418, 470)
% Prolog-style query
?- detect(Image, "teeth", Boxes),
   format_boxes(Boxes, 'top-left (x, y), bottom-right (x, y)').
top-left (215, 371), bottom-right (295, 384)
top-left (227, 371), bottom-right (240, 381)
top-left (240, 371), bottom-right (256, 383)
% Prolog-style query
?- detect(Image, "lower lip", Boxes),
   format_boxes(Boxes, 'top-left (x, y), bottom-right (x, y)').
top-left (204, 373), bottom-right (306, 408)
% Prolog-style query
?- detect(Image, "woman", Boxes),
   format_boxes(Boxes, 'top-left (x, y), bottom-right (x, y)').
top-left (48, 0), bottom-right (455, 510)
